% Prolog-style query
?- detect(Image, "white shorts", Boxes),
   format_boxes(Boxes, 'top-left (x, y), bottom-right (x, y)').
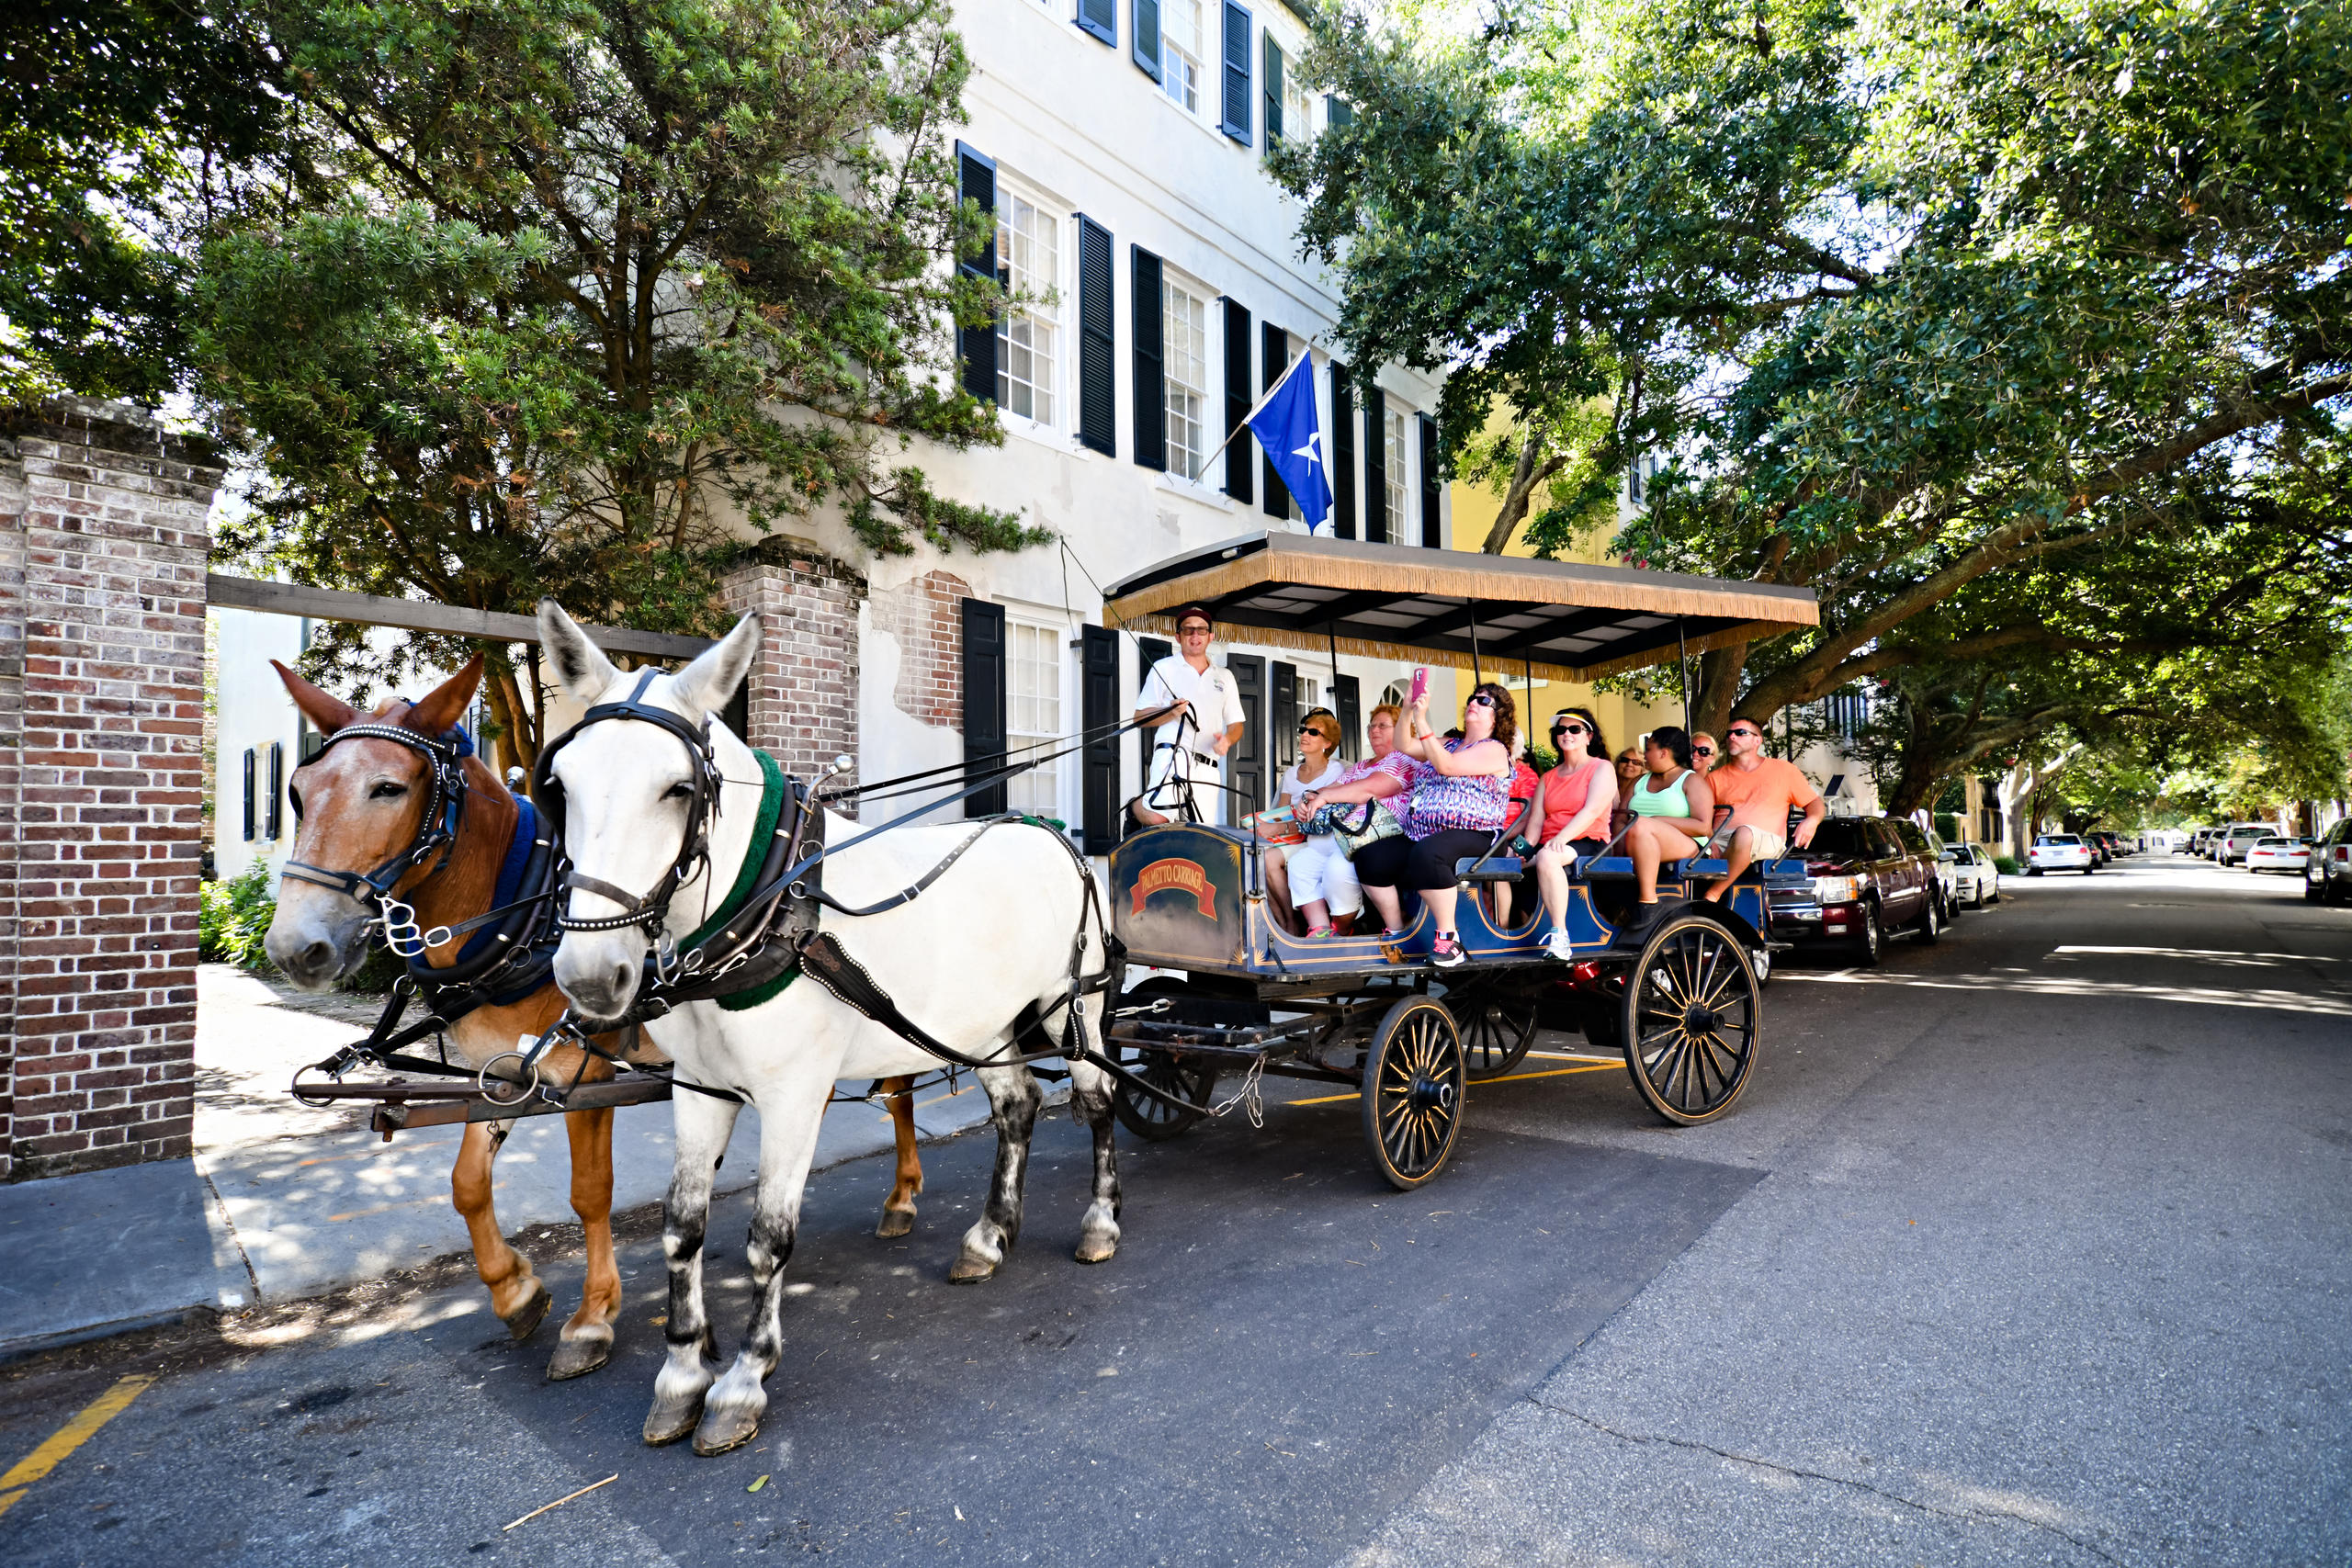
top-left (1710, 823), bottom-right (1787, 861)
top-left (1144, 744), bottom-right (1223, 826)
top-left (1283, 835), bottom-right (1363, 917)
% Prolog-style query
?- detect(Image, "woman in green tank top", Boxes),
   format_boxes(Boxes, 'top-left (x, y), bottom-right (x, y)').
top-left (1615, 726), bottom-right (1715, 947)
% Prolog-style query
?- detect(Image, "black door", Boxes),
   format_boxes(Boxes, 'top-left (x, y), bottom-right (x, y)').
top-left (1226, 653), bottom-right (1265, 816)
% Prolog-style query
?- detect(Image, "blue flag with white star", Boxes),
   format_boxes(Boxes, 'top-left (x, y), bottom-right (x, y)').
top-left (1247, 356), bottom-right (1333, 532)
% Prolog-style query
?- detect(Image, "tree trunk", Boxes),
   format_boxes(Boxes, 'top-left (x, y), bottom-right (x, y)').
top-left (1695, 642), bottom-right (1750, 737)
top-left (485, 666), bottom-right (541, 776)
top-left (1480, 431), bottom-right (1566, 555)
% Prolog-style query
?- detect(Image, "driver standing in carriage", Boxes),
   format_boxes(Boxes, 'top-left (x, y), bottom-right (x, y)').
top-left (1130, 604), bottom-right (1247, 827)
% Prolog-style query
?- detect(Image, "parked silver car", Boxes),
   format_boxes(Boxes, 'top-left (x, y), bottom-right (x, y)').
top-left (1940, 842), bottom-right (2002, 908)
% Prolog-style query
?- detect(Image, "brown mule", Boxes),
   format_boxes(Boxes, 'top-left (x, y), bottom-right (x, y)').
top-left (263, 657), bottom-right (930, 1378)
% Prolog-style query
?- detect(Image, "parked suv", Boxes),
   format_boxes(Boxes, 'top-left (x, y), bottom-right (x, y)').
top-left (2215, 823), bottom-right (2278, 866)
top-left (2306, 820), bottom-right (2352, 905)
top-left (2029, 834), bottom-right (2094, 875)
top-left (1768, 816), bottom-right (1943, 964)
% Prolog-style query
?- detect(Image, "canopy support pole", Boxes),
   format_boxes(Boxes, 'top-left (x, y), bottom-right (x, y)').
top-left (1678, 618), bottom-right (1691, 733)
top-left (1325, 619), bottom-right (1346, 759)
top-left (1524, 656), bottom-right (1535, 747)
top-left (1468, 604), bottom-right (1483, 687)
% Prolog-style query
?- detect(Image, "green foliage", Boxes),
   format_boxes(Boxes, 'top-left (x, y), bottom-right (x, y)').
top-left (1274, 0), bottom-right (2352, 739)
top-left (196, 0), bottom-right (1046, 754)
top-left (198, 863), bottom-right (280, 969)
top-left (1993, 854), bottom-right (2019, 875)
top-left (0, 1), bottom-right (282, 400)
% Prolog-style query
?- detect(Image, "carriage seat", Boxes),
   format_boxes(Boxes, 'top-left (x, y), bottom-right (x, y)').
top-left (1454, 793), bottom-right (1543, 884)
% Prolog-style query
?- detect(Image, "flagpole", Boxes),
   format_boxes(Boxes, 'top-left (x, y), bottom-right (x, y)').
top-left (1202, 348), bottom-right (1315, 468)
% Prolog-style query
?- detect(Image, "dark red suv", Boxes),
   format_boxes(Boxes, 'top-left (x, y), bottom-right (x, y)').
top-left (1766, 815), bottom-right (1945, 964)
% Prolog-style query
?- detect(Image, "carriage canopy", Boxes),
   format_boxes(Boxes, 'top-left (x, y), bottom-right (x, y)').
top-left (1099, 532), bottom-right (1819, 685)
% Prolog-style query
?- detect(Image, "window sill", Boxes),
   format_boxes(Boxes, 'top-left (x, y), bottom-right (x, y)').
top-left (997, 414), bottom-right (1085, 457)
top-left (1153, 471), bottom-right (1237, 511)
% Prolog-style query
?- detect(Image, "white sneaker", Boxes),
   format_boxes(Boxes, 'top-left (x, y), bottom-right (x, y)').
top-left (1544, 928), bottom-right (1576, 961)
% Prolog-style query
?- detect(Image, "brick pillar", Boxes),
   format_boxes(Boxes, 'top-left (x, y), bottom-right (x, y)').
top-left (720, 547), bottom-right (864, 796)
top-left (1, 401), bottom-right (217, 1179)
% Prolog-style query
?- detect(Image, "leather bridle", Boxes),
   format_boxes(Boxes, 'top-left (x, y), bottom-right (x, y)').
top-left (279, 719), bottom-right (470, 957)
top-left (534, 670), bottom-right (725, 952)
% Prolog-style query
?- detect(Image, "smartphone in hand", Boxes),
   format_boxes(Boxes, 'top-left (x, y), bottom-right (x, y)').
top-left (1408, 666), bottom-right (1429, 708)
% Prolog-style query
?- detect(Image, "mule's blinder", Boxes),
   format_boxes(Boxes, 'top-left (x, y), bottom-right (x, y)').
top-left (278, 720), bottom-right (470, 926)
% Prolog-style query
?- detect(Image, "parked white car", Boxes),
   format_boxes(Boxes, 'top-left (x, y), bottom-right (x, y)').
top-left (2029, 834), bottom-right (2094, 875)
top-left (2215, 823), bottom-right (2279, 865)
top-left (1941, 842), bottom-right (2002, 907)
top-left (2245, 837), bottom-right (2311, 874)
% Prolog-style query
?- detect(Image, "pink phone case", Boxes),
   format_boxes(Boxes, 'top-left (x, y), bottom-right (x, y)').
top-left (1408, 666), bottom-right (1429, 706)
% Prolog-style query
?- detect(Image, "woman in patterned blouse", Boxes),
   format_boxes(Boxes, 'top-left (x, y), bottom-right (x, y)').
top-left (1346, 680), bottom-right (1517, 967)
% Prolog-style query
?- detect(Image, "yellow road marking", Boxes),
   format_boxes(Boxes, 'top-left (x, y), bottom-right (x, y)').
top-left (0, 1374), bottom-right (153, 1519)
top-left (1284, 1063), bottom-right (1621, 1106)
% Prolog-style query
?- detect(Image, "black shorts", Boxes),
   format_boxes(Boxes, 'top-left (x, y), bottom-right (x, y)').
top-left (1352, 828), bottom-right (1500, 892)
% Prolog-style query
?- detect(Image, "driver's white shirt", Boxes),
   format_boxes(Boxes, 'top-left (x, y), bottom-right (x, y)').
top-left (1137, 653), bottom-right (1243, 825)
top-left (1138, 654), bottom-right (1243, 759)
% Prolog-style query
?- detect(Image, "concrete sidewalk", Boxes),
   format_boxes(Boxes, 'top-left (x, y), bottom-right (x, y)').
top-left (0, 964), bottom-right (1011, 1361)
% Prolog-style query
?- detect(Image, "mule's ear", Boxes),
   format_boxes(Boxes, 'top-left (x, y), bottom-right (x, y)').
top-left (667, 612), bottom-right (763, 722)
top-left (271, 660), bottom-right (361, 735)
top-left (538, 599), bottom-right (619, 701)
top-left (402, 654), bottom-right (484, 737)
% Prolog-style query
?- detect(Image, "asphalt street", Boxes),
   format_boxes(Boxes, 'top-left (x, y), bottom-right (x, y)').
top-left (2, 852), bottom-right (2346, 1565)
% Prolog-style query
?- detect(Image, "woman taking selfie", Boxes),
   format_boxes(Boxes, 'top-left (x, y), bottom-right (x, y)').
top-left (1325, 681), bottom-right (1517, 969)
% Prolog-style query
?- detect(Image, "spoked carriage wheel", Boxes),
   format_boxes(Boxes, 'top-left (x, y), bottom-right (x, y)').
top-left (1361, 995), bottom-right (1467, 1190)
top-left (1619, 912), bottom-right (1761, 1126)
top-left (1448, 984), bottom-right (1541, 1080)
top-left (1110, 976), bottom-right (1218, 1142)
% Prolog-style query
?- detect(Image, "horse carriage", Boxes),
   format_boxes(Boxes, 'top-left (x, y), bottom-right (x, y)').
top-left (265, 534), bottom-right (1815, 1454)
top-left (1093, 531), bottom-right (1821, 1189)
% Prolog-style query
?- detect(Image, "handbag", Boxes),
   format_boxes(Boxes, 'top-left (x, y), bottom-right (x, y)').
top-left (1327, 799), bottom-right (1406, 858)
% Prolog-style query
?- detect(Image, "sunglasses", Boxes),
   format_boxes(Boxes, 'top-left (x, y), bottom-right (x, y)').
top-left (1467, 693), bottom-right (1497, 709)
top-left (1179, 624), bottom-right (1212, 636)
top-left (1727, 727), bottom-right (1760, 738)
top-left (1552, 722), bottom-right (1589, 738)
top-left (1692, 745), bottom-right (1715, 757)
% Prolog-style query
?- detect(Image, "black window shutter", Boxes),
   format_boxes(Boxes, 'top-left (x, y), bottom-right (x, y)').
top-left (960, 598), bottom-right (1008, 818)
top-left (1329, 362), bottom-right (1356, 539)
top-left (956, 141), bottom-right (999, 404)
top-left (1333, 674), bottom-right (1363, 762)
top-left (1136, 635), bottom-right (1171, 792)
top-left (1327, 95), bottom-right (1354, 127)
top-left (266, 740), bottom-right (284, 839)
top-left (1219, 4), bottom-right (1252, 144)
top-left (1077, 0), bottom-right (1116, 47)
top-left (1261, 323), bottom-right (1291, 515)
top-left (1080, 625), bottom-right (1121, 853)
top-left (1077, 216), bottom-right (1116, 456)
top-left (1227, 654), bottom-right (1265, 813)
top-left (1419, 412), bottom-right (1442, 547)
top-left (1131, 0), bottom-right (1160, 79)
top-left (1363, 391), bottom-right (1386, 544)
top-left (1131, 246), bottom-right (1166, 471)
top-left (1221, 297), bottom-right (1252, 502)
top-left (1271, 660), bottom-right (1297, 775)
top-left (241, 747), bottom-right (255, 840)
top-left (1262, 34), bottom-right (1283, 148)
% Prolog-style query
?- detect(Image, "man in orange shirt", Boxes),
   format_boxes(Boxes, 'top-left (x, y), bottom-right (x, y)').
top-left (1702, 717), bottom-right (1825, 902)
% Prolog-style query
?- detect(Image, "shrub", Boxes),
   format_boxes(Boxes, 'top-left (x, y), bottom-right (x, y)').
top-left (198, 861), bottom-right (401, 992)
top-left (1993, 854), bottom-right (2020, 875)
top-left (1934, 813), bottom-right (1962, 842)
top-left (198, 863), bottom-right (278, 969)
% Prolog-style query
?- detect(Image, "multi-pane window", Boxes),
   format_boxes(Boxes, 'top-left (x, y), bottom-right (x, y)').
top-left (1162, 0), bottom-right (1204, 114)
top-left (1162, 276), bottom-right (1211, 480)
top-left (1283, 61), bottom-right (1313, 144)
top-left (995, 193), bottom-right (1059, 424)
top-left (1007, 620), bottom-right (1063, 816)
top-left (1383, 405), bottom-right (1408, 529)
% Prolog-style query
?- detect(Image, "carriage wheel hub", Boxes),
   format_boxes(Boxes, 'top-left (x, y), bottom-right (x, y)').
top-left (1409, 1076), bottom-right (1455, 1111)
top-left (1683, 1004), bottom-right (1717, 1033)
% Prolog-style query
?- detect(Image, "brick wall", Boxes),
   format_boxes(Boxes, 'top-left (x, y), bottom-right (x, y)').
top-left (720, 547), bottom-right (865, 801)
top-left (0, 402), bottom-right (218, 1179)
top-left (0, 444), bottom-right (24, 1176)
top-left (868, 568), bottom-right (970, 728)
